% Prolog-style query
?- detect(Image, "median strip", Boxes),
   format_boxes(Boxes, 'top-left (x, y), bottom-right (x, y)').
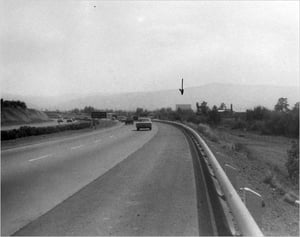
top-left (29, 154), bottom-right (52, 162)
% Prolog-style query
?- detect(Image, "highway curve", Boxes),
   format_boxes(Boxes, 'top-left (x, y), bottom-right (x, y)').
top-left (3, 122), bottom-right (215, 236)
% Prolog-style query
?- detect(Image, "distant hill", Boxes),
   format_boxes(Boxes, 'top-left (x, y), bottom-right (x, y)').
top-left (2, 83), bottom-right (299, 112)
top-left (1, 102), bottom-right (49, 126)
top-left (59, 83), bottom-right (299, 111)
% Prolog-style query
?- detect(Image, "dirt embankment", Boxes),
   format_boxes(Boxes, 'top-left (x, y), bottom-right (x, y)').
top-left (187, 123), bottom-right (299, 236)
top-left (1, 107), bottom-right (50, 126)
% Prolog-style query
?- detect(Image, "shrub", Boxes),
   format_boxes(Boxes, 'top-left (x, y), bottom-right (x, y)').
top-left (197, 123), bottom-right (219, 142)
top-left (1, 122), bottom-right (93, 140)
top-left (231, 120), bottom-right (247, 130)
top-left (286, 140), bottom-right (299, 184)
top-left (1, 99), bottom-right (27, 109)
top-left (246, 106), bottom-right (270, 121)
top-left (186, 114), bottom-right (204, 124)
top-left (248, 120), bottom-right (265, 131)
top-left (208, 106), bottom-right (221, 125)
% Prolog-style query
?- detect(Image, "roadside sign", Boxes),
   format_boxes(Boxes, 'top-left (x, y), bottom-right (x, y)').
top-left (91, 111), bottom-right (107, 119)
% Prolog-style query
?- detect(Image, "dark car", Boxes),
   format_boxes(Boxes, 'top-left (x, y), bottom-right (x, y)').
top-left (125, 117), bottom-right (134, 125)
top-left (133, 115), bottom-right (138, 121)
top-left (118, 116), bottom-right (127, 122)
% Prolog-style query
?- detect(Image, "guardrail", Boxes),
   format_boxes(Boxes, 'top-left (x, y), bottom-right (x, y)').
top-left (156, 120), bottom-right (264, 236)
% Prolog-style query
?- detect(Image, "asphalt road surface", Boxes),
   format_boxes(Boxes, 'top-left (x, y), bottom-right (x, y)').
top-left (2, 122), bottom-right (201, 236)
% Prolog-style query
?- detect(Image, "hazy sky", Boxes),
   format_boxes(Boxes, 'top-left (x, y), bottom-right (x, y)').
top-left (1, 1), bottom-right (299, 96)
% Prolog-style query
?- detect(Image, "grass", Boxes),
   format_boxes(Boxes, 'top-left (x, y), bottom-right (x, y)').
top-left (208, 127), bottom-right (298, 236)
top-left (186, 122), bottom-right (219, 143)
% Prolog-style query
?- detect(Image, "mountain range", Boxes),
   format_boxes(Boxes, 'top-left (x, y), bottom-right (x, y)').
top-left (2, 83), bottom-right (299, 112)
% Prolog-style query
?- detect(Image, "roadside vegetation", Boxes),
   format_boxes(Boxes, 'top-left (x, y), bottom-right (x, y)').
top-left (1, 99), bottom-right (27, 109)
top-left (152, 97), bottom-right (299, 235)
top-left (1, 122), bottom-right (90, 140)
top-left (1, 120), bottom-right (117, 140)
top-left (1, 99), bottom-right (50, 126)
top-left (153, 97), bottom-right (299, 184)
top-left (234, 98), bottom-right (299, 138)
top-left (1, 100), bottom-right (120, 140)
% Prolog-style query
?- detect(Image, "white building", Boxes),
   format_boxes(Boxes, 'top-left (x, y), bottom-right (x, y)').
top-left (176, 104), bottom-right (192, 111)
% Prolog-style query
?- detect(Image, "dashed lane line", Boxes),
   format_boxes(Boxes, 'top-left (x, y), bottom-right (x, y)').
top-left (70, 145), bottom-right (83, 150)
top-left (29, 154), bottom-right (52, 162)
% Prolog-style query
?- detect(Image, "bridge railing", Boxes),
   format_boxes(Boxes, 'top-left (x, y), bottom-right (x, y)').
top-left (156, 120), bottom-right (264, 236)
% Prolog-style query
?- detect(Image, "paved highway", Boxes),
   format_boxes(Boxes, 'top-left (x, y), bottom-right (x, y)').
top-left (2, 122), bottom-right (209, 236)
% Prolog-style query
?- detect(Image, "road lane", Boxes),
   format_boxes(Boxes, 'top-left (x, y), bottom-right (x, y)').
top-left (14, 123), bottom-right (199, 236)
top-left (2, 124), bottom-right (158, 236)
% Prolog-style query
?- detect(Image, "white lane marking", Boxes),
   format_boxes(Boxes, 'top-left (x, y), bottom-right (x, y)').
top-left (29, 154), bottom-right (52, 162)
top-left (70, 145), bottom-right (83, 150)
top-left (2, 123), bottom-right (124, 153)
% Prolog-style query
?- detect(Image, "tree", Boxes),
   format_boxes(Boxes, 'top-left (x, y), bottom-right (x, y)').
top-left (219, 102), bottom-right (227, 110)
top-left (246, 106), bottom-right (269, 121)
top-left (136, 107), bottom-right (144, 116)
top-left (274, 97), bottom-right (289, 112)
top-left (208, 105), bottom-right (221, 125)
top-left (72, 108), bottom-right (80, 114)
top-left (83, 106), bottom-right (95, 114)
top-left (292, 102), bottom-right (299, 111)
top-left (198, 101), bottom-right (209, 115)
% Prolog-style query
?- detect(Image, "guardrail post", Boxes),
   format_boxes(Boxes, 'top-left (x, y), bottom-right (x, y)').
top-left (240, 187), bottom-right (265, 227)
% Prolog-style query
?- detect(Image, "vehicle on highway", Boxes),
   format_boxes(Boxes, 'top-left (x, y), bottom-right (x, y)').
top-left (125, 117), bottom-right (134, 125)
top-left (57, 118), bottom-right (63, 123)
top-left (133, 115), bottom-right (138, 121)
top-left (136, 117), bottom-right (152, 131)
top-left (66, 119), bottom-right (73, 123)
top-left (117, 116), bottom-right (127, 122)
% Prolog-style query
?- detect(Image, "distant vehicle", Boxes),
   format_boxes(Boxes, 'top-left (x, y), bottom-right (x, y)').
top-left (66, 119), bottom-right (73, 123)
top-left (133, 115), bottom-right (138, 121)
top-left (57, 119), bottom-right (63, 123)
top-left (91, 111), bottom-right (107, 119)
top-left (136, 117), bottom-right (152, 131)
top-left (83, 116), bottom-right (91, 121)
top-left (125, 117), bottom-right (134, 125)
top-left (118, 116), bottom-right (127, 122)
